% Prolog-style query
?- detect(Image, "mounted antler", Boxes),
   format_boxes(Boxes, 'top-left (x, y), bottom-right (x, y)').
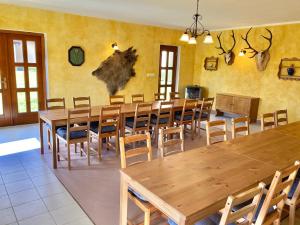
top-left (241, 28), bottom-right (259, 58)
top-left (261, 28), bottom-right (273, 52)
top-left (215, 30), bottom-right (236, 65)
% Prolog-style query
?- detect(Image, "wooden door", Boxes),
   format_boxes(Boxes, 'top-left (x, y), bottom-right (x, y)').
top-left (0, 35), bottom-right (12, 126)
top-left (0, 31), bottom-right (45, 126)
top-left (158, 45), bottom-right (178, 100)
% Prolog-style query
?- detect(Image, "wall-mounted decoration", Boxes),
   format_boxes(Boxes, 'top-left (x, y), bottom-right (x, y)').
top-left (92, 47), bottom-right (138, 95)
top-left (68, 46), bottom-right (85, 66)
top-left (241, 27), bottom-right (273, 71)
top-left (204, 57), bottom-right (218, 71)
top-left (216, 30), bottom-right (236, 65)
top-left (278, 58), bottom-right (300, 80)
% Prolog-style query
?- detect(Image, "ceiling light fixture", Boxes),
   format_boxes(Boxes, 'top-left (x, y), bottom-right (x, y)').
top-left (180, 0), bottom-right (212, 45)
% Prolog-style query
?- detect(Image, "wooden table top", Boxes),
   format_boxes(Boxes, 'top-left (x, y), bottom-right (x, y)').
top-left (120, 122), bottom-right (300, 224)
top-left (38, 99), bottom-right (188, 124)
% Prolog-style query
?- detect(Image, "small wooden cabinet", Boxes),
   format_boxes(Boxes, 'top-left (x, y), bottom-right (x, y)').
top-left (216, 93), bottom-right (260, 123)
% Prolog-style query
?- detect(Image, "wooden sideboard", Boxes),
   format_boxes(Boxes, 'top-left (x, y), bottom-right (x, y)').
top-left (216, 93), bottom-right (260, 123)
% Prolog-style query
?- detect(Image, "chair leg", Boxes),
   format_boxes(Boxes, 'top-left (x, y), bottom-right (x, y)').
top-left (87, 141), bottom-right (90, 166)
top-left (80, 143), bottom-right (83, 156)
top-left (67, 144), bottom-right (71, 170)
top-left (75, 143), bottom-right (77, 153)
top-left (98, 138), bottom-right (102, 161)
top-left (106, 137), bottom-right (109, 150)
top-left (47, 129), bottom-right (51, 149)
top-left (144, 210), bottom-right (151, 225)
top-left (154, 127), bottom-right (158, 146)
top-left (115, 134), bottom-right (119, 156)
top-left (57, 137), bottom-right (60, 161)
top-left (289, 205), bottom-right (296, 225)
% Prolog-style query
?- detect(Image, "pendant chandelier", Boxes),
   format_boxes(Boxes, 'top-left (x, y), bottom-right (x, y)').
top-left (180, 0), bottom-right (213, 45)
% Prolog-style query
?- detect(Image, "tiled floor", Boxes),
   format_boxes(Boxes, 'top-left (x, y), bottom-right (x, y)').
top-left (0, 126), bottom-right (93, 225)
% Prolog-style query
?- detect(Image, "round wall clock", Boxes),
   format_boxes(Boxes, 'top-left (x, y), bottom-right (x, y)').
top-left (68, 46), bottom-right (85, 66)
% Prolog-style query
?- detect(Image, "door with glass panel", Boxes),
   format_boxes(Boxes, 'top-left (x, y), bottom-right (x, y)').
top-left (158, 45), bottom-right (178, 100)
top-left (0, 32), bottom-right (45, 126)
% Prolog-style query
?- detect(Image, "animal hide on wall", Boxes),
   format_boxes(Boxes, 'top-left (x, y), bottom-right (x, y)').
top-left (92, 47), bottom-right (138, 95)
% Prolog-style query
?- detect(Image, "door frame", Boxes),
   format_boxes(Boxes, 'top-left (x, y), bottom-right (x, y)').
top-left (158, 45), bottom-right (178, 99)
top-left (0, 30), bottom-right (46, 126)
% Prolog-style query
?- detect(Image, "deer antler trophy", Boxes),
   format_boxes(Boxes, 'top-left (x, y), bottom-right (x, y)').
top-left (241, 27), bottom-right (273, 71)
top-left (216, 30), bottom-right (236, 65)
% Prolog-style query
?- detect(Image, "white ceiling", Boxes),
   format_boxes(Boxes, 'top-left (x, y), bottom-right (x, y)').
top-left (1, 0), bottom-right (300, 30)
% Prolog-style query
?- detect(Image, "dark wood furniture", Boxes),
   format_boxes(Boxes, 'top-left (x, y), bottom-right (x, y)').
top-left (216, 93), bottom-right (259, 123)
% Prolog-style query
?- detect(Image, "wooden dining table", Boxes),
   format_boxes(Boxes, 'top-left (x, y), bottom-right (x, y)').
top-left (119, 122), bottom-right (300, 225)
top-left (38, 99), bottom-right (190, 169)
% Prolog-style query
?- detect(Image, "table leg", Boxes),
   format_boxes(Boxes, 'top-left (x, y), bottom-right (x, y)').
top-left (120, 114), bottom-right (125, 137)
top-left (39, 116), bottom-right (44, 155)
top-left (51, 122), bottom-right (57, 169)
top-left (119, 174), bottom-right (128, 225)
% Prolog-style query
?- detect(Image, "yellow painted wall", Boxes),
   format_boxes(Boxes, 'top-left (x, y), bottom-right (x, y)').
top-left (193, 24), bottom-right (300, 122)
top-left (0, 3), bottom-right (196, 107)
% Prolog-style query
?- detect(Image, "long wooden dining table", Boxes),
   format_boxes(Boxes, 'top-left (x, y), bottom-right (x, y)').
top-left (38, 99), bottom-right (189, 169)
top-left (119, 122), bottom-right (300, 225)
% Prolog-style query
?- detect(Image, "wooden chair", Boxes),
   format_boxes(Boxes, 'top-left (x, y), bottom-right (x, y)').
top-left (169, 92), bottom-right (180, 100)
top-left (56, 108), bottom-right (91, 169)
top-left (231, 117), bottom-right (250, 139)
top-left (261, 113), bottom-right (275, 131)
top-left (275, 109), bottom-right (288, 127)
top-left (206, 120), bottom-right (227, 145)
top-left (285, 176), bottom-right (300, 225)
top-left (110, 95), bottom-right (125, 105)
top-left (158, 126), bottom-right (184, 158)
top-left (168, 182), bottom-right (265, 225)
top-left (255, 161), bottom-right (300, 225)
top-left (45, 98), bottom-right (66, 150)
top-left (126, 103), bottom-right (152, 134)
top-left (90, 106), bottom-right (120, 160)
top-left (195, 97), bottom-right (214, 135)
top-left (151, 101), bottom-right (174, 144)
top-left (73, 96), bottom-right (91, 108)
top-left (119, 133), bottom-right (158, 225)
top-left (174, 99), bottom-right (198, 140)
top-left (132, 94), bottom-right (144, 103)
top-left (154, 93), bottom-right (165, 101)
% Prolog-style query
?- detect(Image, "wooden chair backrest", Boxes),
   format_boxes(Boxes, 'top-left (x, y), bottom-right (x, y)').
top-left (156, 101), bottom-right (174, 127)
top-left (275, 109), bottom-right (288, 126)
top-left (255, 161), bottom-right (300, 225)
top-left (206, 120), bottom-right (227, 145)
top-left (179, 99), bottom-right (198, 124)
top-left (154, 93), bottom-right (165, 101)
top-left (220, 182), bottom-right (265, 225)
top-left (132, 94), bottom-right (144, 103)
top-left (73, 96), bottom-right (91, 108)
top-left (46, 98), bottom-right (65, 110)
top-left (67, 108), bottom-right (91, 141)
top-left (133, 103), bottom-right (152, 132)
top-left (197, 97), bottom-right (214, 121)
top-left (158, 126), bottom-right (184, 158)
top-left (170, 92), bottom-right (180, 100)
top-left (98, 105), bottom-right (121, 135)
top-left (110, 95), bottom-right (125, 105)
top-left (119, 132), bottom-right (152, 169)
top-left (231, 117), bottom-right (250, 139)
top-left (261, 113), bottom-right (275, 131)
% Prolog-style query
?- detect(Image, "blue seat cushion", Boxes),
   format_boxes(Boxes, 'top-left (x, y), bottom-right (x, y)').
top-left (174, 112), bottom-right (193, 121)
top-left (128, 187), bottom-right (147, 202)
top-left (195, 112), bottom-right (209, 120)
top-left (288, 178), bottom-right (300, 199)
top-left (168, 214), bottom-right (235, 225)
top-left (45, 123), bottom-right (66, 131)
top-left (126, 117), bottom-right (148, 128)
top-left (150, 114), bottom-right (169, 125)
top-left (56, 127), bottom-right (87, 140)
top-left (90, 125), bottom-right (116, 134)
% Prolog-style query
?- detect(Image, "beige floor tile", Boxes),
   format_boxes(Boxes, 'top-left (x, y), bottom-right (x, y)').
top-left (13, 199), bottom-right (48, 221)
top-left (0, 195), bottom-right (11, 210)
top-left (31, 173), bottom-right (58, 187)
top-left (36, 182), bottom-right (66, 198)
top-left (64, 216), bottom-right (94, 225)
top-left (0, 184), bottom-right (7, 196)
top-left (0, 208), bottom-right (17, 225)
top-left (18, 213), bottom-right (56, 225)
top-left (2, 171), bottom-right (29, 184)
top-left (50, 204), bottom-right (87, 225)
top-left (5, 179), bottom-right (34, 195)
top-left (9, 188), bottom-right (40, 207)
top-left (42, 192), bottom-right (75, 211)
